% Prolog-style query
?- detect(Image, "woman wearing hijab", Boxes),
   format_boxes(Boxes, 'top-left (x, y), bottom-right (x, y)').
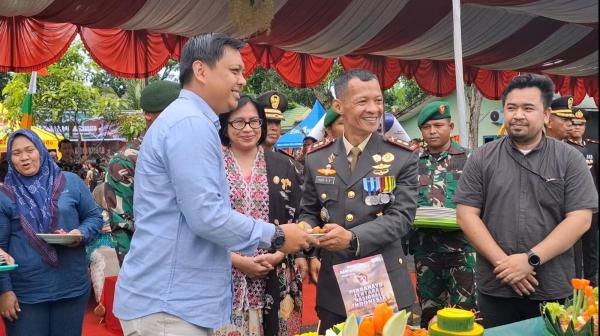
top-left (0, 129), bottom-right (103, 336)
top-left (216, 96), bottom-right (304, 336)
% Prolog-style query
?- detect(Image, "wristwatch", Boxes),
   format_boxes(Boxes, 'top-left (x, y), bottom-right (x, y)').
top-left (349, 231), bottom-right (359, 252)
top-left (271, 226), bottom-right (286, 250)
top-left (527, 249), bottom-right (541, 267)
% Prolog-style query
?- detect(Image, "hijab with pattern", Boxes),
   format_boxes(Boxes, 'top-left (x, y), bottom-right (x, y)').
top-left (0, 129), bottom-right (65, 266)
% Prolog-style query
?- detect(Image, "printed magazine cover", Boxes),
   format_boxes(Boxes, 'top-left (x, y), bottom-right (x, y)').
top-left (332, 254), bottom-right (398, 317)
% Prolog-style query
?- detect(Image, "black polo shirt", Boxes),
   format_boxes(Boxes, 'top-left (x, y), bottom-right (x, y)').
top-left (455, 136), bottom-right (598, 300)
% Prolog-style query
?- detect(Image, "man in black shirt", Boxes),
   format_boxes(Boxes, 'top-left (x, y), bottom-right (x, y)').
top-left (455, 74), bottom-right (598, 327)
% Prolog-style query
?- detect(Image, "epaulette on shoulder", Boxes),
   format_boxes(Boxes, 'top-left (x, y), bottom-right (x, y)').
top-left (384, 136), bottom-right (418, 152)
top-left (276, 148), bottom-right (294, 159)
top-left (585, 138), bottom-right (599, 144)
top-left (307, 138), bottom-right (334, 154)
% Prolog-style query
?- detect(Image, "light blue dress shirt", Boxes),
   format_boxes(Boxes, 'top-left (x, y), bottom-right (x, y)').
top-left (113, 89), bottom-right (276, 328)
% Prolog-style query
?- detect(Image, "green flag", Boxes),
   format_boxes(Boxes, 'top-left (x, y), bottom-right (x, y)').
top-left (20, 71), bottom-right (37, 129)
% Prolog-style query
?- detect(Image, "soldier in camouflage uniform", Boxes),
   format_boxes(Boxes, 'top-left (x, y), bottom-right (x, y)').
top-left (409, 101), bottom-right (476, 327)
top-left (102, 80), bottom-right (180, 264)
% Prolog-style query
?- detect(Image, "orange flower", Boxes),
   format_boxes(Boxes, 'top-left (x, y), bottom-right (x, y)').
top-left (413, 329), bottom-right (429, 336)
top-left (585, 286), bottom-right (593, 299)
top-left (571, 278), bottom-right (589, 290)
top-left (359, 316), bottom-right (376, 336)
top-left (373, 303), bottom-right (393, 334)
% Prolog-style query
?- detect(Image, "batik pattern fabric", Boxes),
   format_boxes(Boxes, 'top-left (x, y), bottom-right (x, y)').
top-left (222, 146), bottom-right (270, 336)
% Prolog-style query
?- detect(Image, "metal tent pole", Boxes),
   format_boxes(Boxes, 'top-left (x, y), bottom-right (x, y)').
top-left (452, 0), bottom-right (468, 147)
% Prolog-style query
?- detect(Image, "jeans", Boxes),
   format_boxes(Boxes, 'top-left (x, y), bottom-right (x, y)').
top-left (3, 291), bottom-right (89, 336)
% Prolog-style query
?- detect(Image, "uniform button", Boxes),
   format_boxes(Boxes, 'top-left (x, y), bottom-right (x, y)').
top-left (347, 191), bottom-right (356, 199)
top-left (345, 213), bottom-right (354, 222)
top-left (398, 257), bottom-right (403, 265)
top-left (320, 193), bottom-right (327, 200)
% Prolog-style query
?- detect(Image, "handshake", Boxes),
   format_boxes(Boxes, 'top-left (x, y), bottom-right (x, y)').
top-left (275, 222), bottom-right (320, 254)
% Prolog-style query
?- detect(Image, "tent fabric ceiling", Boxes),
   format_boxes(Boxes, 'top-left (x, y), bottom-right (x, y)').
top-left (0, 0), bottom-right (597, 105)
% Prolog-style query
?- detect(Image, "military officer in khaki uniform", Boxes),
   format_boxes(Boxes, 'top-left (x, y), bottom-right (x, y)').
top-left (299, 69), bottom-right (419, 333)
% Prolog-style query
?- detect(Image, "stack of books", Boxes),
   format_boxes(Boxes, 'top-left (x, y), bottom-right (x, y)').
top-left (413, 206), bottom-right (459, 229)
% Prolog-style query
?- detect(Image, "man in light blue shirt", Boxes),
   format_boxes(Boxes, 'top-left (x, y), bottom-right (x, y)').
top-left (114, 33), bottom-right (316, 335)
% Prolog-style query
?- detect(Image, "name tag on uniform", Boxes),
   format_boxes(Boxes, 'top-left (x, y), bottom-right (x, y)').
top-left (316, 176), bottom-right (335, 185)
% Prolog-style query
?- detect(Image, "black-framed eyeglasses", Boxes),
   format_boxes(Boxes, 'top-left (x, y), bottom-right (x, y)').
top-left (229, 118), bottom-right (263, 130)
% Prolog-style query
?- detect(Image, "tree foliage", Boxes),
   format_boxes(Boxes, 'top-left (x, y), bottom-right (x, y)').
top-left (388, 77), bottom-right (428, 113)
top-left (117, 113), bottom-right (146, 142)
top-left (91, 63), bottom-right (127, 97)
top-left (243, 64), bottom-right (425, 114)
top-left (0, 74), bottom-right (28, 129)
top-left (0, 42), bottom-right (127, 153)
top-left (0, 73), bottom-right (11, 99)
top-left (244, 62), bottom-right (343, 108)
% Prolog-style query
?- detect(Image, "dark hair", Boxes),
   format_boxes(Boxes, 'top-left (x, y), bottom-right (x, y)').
top-left (58, 139), bottom-right (74, 150)
top-left (179, 33), bottom-right (245, 86)
top-left (219, 95), bottom-right (268, 147)
top-left (334, 69), bottom-right (379, 99)
top-left (501, 73), bottom-right (555, 109)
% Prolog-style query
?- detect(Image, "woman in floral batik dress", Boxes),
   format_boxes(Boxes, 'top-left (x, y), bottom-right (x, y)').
top-left (215, 96), bottom-right (304, 336)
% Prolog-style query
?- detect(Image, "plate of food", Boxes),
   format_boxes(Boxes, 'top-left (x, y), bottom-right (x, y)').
top-left (36, 233), bottom-right (83, 245)
top-left (0, 264), bottom-right (18, 272)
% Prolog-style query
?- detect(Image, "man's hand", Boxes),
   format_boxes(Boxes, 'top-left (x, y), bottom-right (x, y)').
top-left (309, 258), bottom-right (321, 284)
top-left (0, 291), bottom-right (20, 322)
top-left (295, 257), bottom-right (308, 281)
top-left (278, 223), bottom-right (318, 254)
top-left (238, 255), bottom-right (273, 279)
top-left (509, 274), bottom-right (539, 296)
top-left (318, 223), bottom-right (352, 251)
top-left (494, 253), bottom-right (534, 285)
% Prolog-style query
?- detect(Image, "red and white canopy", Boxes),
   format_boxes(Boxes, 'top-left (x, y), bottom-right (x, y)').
top-left (0, 0), bottom-right (597, 104)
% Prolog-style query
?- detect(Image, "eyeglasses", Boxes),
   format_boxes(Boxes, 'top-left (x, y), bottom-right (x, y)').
top-left (228, 118), bottom-right (263, 130)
